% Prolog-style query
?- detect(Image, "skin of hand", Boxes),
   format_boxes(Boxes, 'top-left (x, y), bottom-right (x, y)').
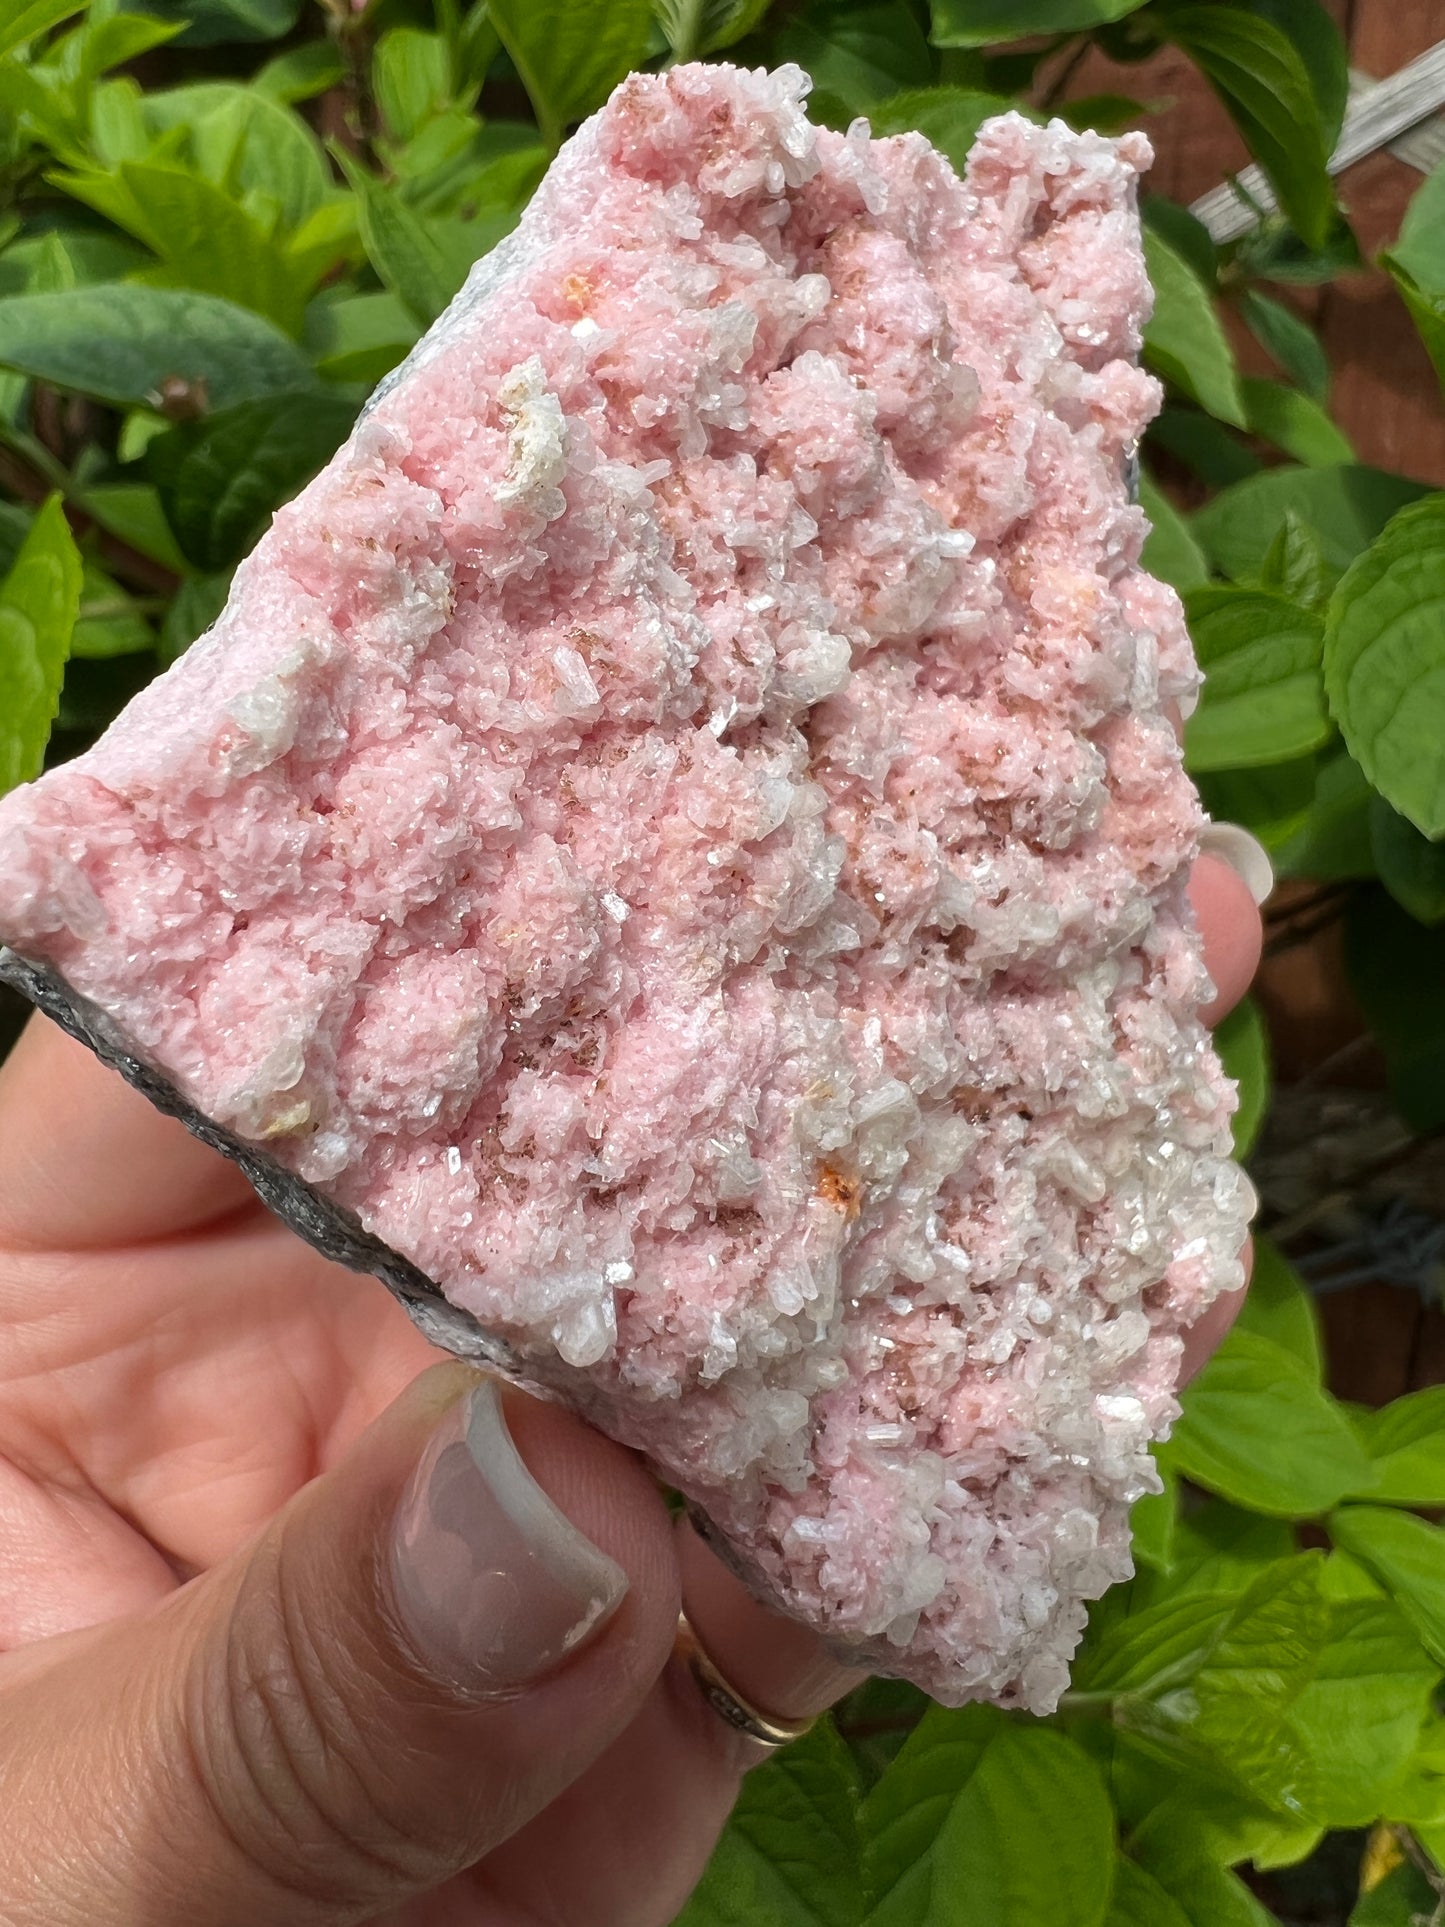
top-left (0, 851), bottom-right (1262, 1927)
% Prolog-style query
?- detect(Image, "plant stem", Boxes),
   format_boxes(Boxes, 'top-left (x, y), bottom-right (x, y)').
top-left (1052, 1690), bottom-right (1117, 1716)
top-left (1041, 36), bottom-right (1090, 112)
top-left (0, 428), bottom-right (180, 598)
top-left (0, 420), bottom-right (71, 499)
top-left (833, 1713), bottom-right (923, 1741)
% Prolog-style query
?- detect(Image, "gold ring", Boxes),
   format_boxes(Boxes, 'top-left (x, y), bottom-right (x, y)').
top-left (674, 1610), bottom-right (816, 1752)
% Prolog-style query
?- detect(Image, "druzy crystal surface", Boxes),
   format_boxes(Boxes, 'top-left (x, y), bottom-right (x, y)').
top-left (0, 65), bottom-right (1251, 1708)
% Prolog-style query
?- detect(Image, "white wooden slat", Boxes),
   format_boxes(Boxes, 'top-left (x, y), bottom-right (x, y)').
top-left (1190, 41), bottom-right (1445, 242)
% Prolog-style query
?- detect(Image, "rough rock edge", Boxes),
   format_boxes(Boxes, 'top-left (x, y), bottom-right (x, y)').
top-left (0, 943), bottom-right (521, 1373)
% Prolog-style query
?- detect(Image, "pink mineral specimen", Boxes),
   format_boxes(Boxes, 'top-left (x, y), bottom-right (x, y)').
top-left (0, 64), bottom-right (1251, 1709)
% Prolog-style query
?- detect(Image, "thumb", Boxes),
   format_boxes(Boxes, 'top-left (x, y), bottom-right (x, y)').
top-left (0, 1363), bottom-right (679, 1926)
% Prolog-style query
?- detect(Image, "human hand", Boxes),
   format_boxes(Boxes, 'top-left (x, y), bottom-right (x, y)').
top-left (0, 843), bottom-right (1264, 1927)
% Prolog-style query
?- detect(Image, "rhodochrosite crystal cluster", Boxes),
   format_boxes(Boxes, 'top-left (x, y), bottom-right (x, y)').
top-left (0, 63), bottom-right (1251, 1708)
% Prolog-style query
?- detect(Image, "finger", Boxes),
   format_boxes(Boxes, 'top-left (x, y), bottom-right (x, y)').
top-left (673, 1516), bottom-right (866, 1746)
top-left (476, 1521), bottom-right (867, 1927)
top-left (0, 1017), bottom-right (255, 1252)
top-left (1180, 1281), bottom-right (1249, 1385)
top-left (1179, 1234), bottom-right (1254, 1388)
top-left (0, 1365), bottom-right (677, 1926)
top-left (1190, 851), bottom-right (1265, 1026)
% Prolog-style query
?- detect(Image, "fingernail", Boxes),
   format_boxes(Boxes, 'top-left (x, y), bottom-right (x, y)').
top-left (388, 1376), bottom-right (627, 1696)
top-left (1199, 821), bottom-right (1274, 906)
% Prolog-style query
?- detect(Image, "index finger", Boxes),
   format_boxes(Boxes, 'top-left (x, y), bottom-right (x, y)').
top-left (0, 1015), bottom-right (254, 1251)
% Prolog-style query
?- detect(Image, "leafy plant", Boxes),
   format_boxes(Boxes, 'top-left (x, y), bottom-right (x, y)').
top-left (3, 1), bottom-right (1445, 1922)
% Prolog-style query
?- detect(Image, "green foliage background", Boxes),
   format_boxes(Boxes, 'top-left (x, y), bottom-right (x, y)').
top-left (2, 0), bottom-right (1445, 1919)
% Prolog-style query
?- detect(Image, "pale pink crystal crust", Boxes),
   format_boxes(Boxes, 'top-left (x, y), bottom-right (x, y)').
top-left (0, 67), bottom-right (1251, 1709)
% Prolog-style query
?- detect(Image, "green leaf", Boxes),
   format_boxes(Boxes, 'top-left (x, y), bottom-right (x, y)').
top-left (1157, 1501), bottom-right (1296, 1599)
top-left (1325, 496), bottom-right (1445, 839)
top-left (1214, 994), bottom-right (1269, 1158)
top-left (374, 28), bottom-right (452, 144)
top-left (1256, 510), bottom-right (1335, 609)
top-left (341, 158), bottom-right (508, 328)
top-left (654, 0), bottom-right (772, 61)
top-left (141, 83), bottom-right (332, 230)
top-left (1197, 757), bottom-right (1318, 851)
top-left (777, 0), bottom-right (933, 117)
top-left (1371, 797), bottom-right (1445, 927)
top-left (387, 120), bottom-right (545, 214)
top-left (1274, 749), bottom-right (1375, 882)
top-left (1130, 1458), bottom-right (1178, 1573)
top-left (304, 290), bottom-right (418, 386)
top-left (1350, 1858), bottom-right (1441, 1927)
top-left (147, 391), bottom-right (357, 573)
top-left (1132, 1832), bottom-right (1285, 1927)
top-left (1072, 1586), bottom-right (1235, 1697)
top-left (1290, 1597), bottom-right (1441, 1824)
top-left (283, 199), bottom-right (361, 295)
top-left (1058, 92), bottom-right (1146, 136)
top-left (0, 501), bottom-right (33, 575)
top-left (1385, 266), bottom-right (1445, 396)
top-left (454, 0), bottom-right (501, 93)
top-left (0, 286), bottom-right (315, 410)
top-left (1086, 1561), bottom-right (1334, 1817)
top-left (78, 483), bottom-right (187, 575)
top-left (253, 41), bottom-right (345, 104)
top-left (929, 0), bottom-right (1149, 50)
top-left (1355, 1388), bottom-right (1445, 1506)
top-left (676, 1720), bottom-right (863, 1926)
top-left (129, 0), bottom-right (302, 46)
top-left (1189, 1557), bottom-right (1333, 1809)
top-left (868, 86), bottom-right (1017, 173)
top-left (1320, 1549), bottom-right (1386, 1600)
top-left (861, 1707), bottom-right (1115, 1927)
top-left (0, 494), bottom-right (81, 795)
top-left (1143, 194), bottom-right (1219, 286)
top-left (1237, 206), bottom-right (1362, 285)
top-left (0, 225), bottom-right (147, 296)
top-left (1143, 229), bottom-right (1245, 427)
top-left (0, 0), bottom-right (82, 58)
top-left (489, 0), bottom-right (653, 147)
top-left (52, 649), bottom-right (157, 735)
top-left (1237, 289), bottom-right (1329, 403)
top-left (1185, 586), bottom-right (1331, 771)
top-left (1344, 886), bottom-right (1445, 1132)
top-left (159, 568), bottom-right (230, 662)
top-left (1387, 158), bottom-right (1445, 293)
top-left (1241, 376), bottom-right (1354, 466)
top-left (1194, 465), bottom-right (1431, 583)
top-left (1105, 1858), bottom-right (1193, 1927)
top-left (1156, 3), bottom-right (1336, 249)
top-left (1235, 1237), bottom-right (1322, 1380)
top-left (88, 10), bottom-right (183, 67)
top-left (1168, 1328), bottom-right (1377, 1516)
top-left (1139, 472), bottom-right (1208, 592)
top-left (88, 76), bottom-right (149, 166)
top-left (72, 561), bottom-right (153, 660)
top-left (835, 1676), bottom-right (929, 1792)
top-left (861, 1705), bottom-right (997, 1925)
top-left (1148, 406), bottom-right (1260, 488)
top-left (1246, 0), bottom-right (1349, 148)
top-left (0, 52), bottom-right (87, 163)
top-left (1109, 1718), bottom-right (1320, 1868)
top-left (53, 160), bottom-right (309, 333)
top-left (1331, 1508), bottom-right (1445, 1667)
